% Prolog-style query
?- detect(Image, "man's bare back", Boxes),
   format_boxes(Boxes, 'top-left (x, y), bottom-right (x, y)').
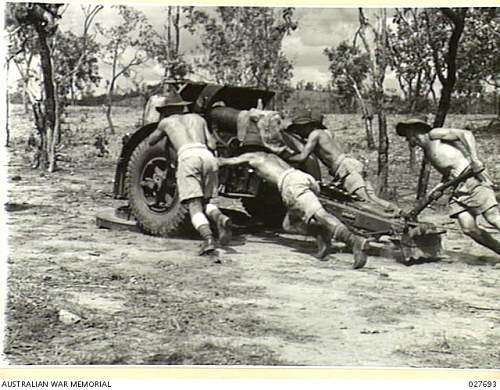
top-left (149, 113), bottom-right (216, 151)
top-left (306, 130), bottom-right (345, 172)
top-left (221, 152), bottom-right (292, 185)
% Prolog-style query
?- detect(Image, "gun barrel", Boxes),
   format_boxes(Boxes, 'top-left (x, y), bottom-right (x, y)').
top-left (207, 106), bottom-right (241, 134)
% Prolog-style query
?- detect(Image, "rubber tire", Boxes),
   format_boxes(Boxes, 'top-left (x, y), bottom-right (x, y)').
top-left (126, 138), bottom-right (190, 237)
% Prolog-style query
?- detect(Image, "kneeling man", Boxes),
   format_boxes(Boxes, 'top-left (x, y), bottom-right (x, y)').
top-left (396, 119), bottom-right (500, 255)
top-left (219, 152), bottom-right (370, 269)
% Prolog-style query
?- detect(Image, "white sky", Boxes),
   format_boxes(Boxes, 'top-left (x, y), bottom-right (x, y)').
top-left (8, 4), bottom-right (402, 94)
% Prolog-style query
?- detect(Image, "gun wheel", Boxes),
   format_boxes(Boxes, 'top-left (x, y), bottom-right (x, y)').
top-left (241, 183), bottom-right (286, 228)
top-left (126, 138), bottom-right (190, 237)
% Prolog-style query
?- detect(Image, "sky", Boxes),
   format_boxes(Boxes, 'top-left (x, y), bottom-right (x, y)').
top-left (8, 4), bottom-right (401, 94)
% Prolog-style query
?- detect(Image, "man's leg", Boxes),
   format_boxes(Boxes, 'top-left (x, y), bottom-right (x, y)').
top-left (283, 213), bottom-right (332, 260)
top-left (457, 211), bottom-right (500, 255)
top-left (483, 206), bottom-right (500, 231)
top-left (205, 203), bottom-right (232, 245)
top-left (313, 208), bottom-right (369, 269)
top-left (357, 183), bottom-right (399, 212)
top-left (186, 198), bottom-right (216, 256)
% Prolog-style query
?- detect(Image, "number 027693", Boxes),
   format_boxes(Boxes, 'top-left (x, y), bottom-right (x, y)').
top-left (468, 381), bottom-right (497, 388)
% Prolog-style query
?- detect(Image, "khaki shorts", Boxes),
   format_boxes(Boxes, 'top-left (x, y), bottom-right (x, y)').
top-left (331, 156), bottom-right (366, 194)
top-left (449, 176), bottom-right (498, 218)
top-left (279, 169), bottom-right (323, 224)
top-left (176, 144), bottom-right (218, 202)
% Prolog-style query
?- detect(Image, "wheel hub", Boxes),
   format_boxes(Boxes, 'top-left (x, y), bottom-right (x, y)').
top-left (140, 157), bottom-right (176, 212)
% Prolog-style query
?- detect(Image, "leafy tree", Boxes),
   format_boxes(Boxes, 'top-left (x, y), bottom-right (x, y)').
top-left (53, 27), bottom-right (101, 105)
top-left (454, 8), bottom-right (500, 114)
top-left (192, 6), bottom-right (296, 97)
top-left (324, 41), bottom-right (374, 148)
top-left (416, 8), bottom-right (467, 198)
top-left (6, 3), bottom-right (102, 171)
top-left (6, 3), bottom-right (63, 171)
top-left (144, 6), bottom-right (205, 81)
top-left (387, 8), bottom-right (437, 114)
top-left (97, 5), bottom-right (153, 134)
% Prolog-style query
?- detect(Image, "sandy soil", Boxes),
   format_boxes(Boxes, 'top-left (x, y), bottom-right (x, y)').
top-left (3, 105), bottom-right (500, 367)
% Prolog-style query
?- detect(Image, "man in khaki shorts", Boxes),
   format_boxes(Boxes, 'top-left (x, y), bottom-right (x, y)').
top-left (396, 119), bottom-right (500, 255)
top-left (219, 152), bottom-right (370, 269)
top-left (284, 111), bottom-right (398, 212)
top-left (148, 91), bottom-right (231, 256)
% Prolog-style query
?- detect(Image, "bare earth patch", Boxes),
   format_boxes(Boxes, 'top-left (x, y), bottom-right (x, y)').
top-left (4, 105), bottom-right (500, 367)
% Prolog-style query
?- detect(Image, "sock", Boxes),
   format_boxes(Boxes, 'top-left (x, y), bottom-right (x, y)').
top-left (191, 212), bottom-right (213, 240)
top-left (205, 203), bottom-right (228, 224)
top-left (197, 224), bottom-right (213, 241)
top-left (330, 224), bottom-right (357, 248)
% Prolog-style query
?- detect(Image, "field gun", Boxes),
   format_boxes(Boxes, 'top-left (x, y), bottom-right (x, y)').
top-left (97, 81), bottom-right (446, 264)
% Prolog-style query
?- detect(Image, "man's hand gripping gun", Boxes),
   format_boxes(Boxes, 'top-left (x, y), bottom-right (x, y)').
top-left (401, 165), bottom-right (484, 221)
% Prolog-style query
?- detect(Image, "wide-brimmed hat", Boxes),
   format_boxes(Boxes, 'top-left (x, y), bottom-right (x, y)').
top-left (287, 109), bottom-right (325, 131)
top-left (395, 119), bottom-right (432, 137)
top-left (155, 90), bottom-right (192, 113)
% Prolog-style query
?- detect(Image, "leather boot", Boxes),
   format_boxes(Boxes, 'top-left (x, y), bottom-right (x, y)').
top-left (352, 237), bottom-right (370, 269)
top-left (217, 216), bottom-right (233, 246)
top-left (199, 238), bottom-right (216, 256)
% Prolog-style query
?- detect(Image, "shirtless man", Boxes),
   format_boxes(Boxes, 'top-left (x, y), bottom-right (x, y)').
top-left (148, 92), bottom-right (232, 256)
top-left (284, 112), bottom-right (397, 212)
top-left (396, 119), bottom-right (500, 255)
top-left (218, 152), bottom-right (370, 269)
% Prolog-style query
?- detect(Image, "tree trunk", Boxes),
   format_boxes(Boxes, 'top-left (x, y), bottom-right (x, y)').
top-left (106, 45), bottom-right (118, 135)
top-left (409, 144), bottom-right (416, 172)
top-left (376, 111), bottom-right (389, 195)
top-left (5, 62), bottom-right (10, 147)
top-left (35, 22), bottom-right (56, 171)
top-left (417, 8), bottom-right (465, 199)
top-left (22, 79), bottom-right (30, 114)
top-left (348, 72), bottom-right (375, 149)
top-left (106, 98), bottom-right (115, 134)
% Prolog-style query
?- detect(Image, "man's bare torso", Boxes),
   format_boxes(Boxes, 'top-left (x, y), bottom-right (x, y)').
top-left (423, 139), bottom-right (470, 178)
top-left (245, 152), bottom-right (292, 184)
top-left (312, 131), bottom-right (345, 172)
top-left (160, 113), bottom-right (208, 151)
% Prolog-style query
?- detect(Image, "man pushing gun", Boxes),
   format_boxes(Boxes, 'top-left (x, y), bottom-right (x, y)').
top-left (284, 111), bottom-right (398, 213)
top-left (148, 91), bottom-right (232, 256)
top-left (219, 152), bottom-right (371, 269)
top-left (396, 119), bottom-right (500, 255)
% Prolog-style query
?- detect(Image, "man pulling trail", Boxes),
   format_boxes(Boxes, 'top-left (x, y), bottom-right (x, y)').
top-left (396, 119), bottom-right (500, 255)
top-left (148, 91), bottom-right (232, 256)
top-left (219, 152), bottom-right (370, 269)
top-left (284, 112), bottom-right (398, 212)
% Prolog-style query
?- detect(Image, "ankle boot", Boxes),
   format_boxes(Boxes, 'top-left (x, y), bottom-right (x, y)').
top-left (352, 237), bottom-right (370, 269)
top-left (216, 216), bottom-right (232, 246)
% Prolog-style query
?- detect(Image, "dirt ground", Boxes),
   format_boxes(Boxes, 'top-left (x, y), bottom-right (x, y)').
top-left (3, 104), bottom-right (500, 367)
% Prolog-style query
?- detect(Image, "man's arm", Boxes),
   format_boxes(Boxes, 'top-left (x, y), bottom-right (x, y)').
top-left (288, 131), bottom-right (320, 163)
top-left (429, 128), bottom-right (483, 171)
top-left (218, 153), bottom-right (256, 167)
top-left (148, 127), bottom-right (166, 146)
top-left (202, 120), bottom-right (217, 151)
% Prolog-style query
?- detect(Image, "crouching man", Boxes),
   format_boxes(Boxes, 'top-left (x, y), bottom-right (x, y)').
top-left (148, 92), bottom-right (232, 256)
top-left (219, 152), bottom-right (370, 269)
top-left (396, 119), bottom-right (500, 255)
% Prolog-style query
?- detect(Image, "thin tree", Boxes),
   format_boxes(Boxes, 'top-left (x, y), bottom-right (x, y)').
top-left (193, 6), bottom-right (297, 102)
top-left (97, 6), bottom-right (152, 134)
top-left (416, 8), bottom-right (467, 198)
top-left (355, 8), bottom-right (391, 194)
top-left (324, 42), bottom-right (375, 149)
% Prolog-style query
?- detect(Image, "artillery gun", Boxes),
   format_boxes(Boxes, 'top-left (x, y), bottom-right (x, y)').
top-left (97, 81), bottom-right (446, 264)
